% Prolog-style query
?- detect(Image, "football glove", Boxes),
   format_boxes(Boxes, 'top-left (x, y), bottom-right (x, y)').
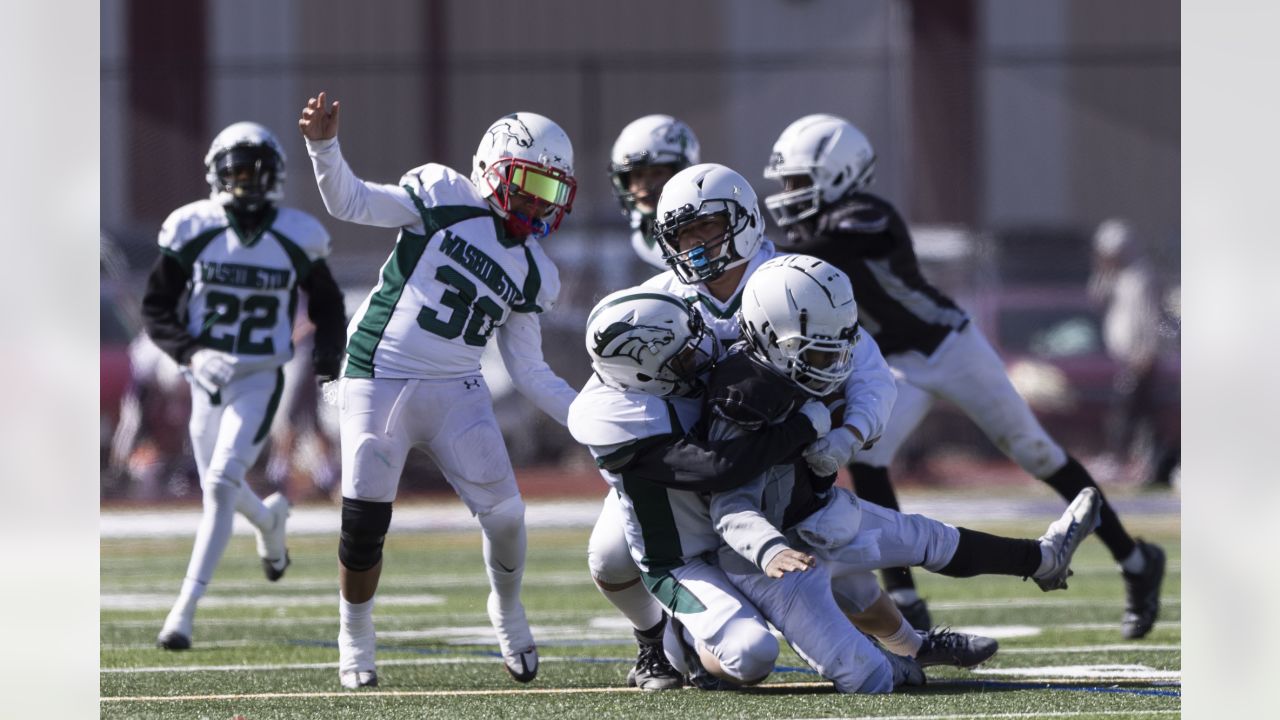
top-left (796, 399), bottom-right (833, 438)
top-left (803, 426), bottom-right (860, 478)
top-left (190, 348), bottom-right (236, 393)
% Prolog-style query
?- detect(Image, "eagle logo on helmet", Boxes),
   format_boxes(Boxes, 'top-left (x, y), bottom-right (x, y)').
top-left (653, 122), bottom-right (689, 153)
top-left (592, 321), bottom-right (675, 364)
top-left (487, 115), bottom-right (535, 150)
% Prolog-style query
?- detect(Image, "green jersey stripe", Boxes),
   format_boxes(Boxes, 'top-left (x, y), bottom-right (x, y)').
top-left (693, 291), bottom-right (742, 319)
top-left (641, 570), bottom-right (708, 614)
top-left (253, 367), bottom-right (286, 444)
top-left (268, 228), bottom-right (314, 281)
top-left (170, 226), bottom-right (228, 273)
top-left (620, 472), bottom-right (684, 573)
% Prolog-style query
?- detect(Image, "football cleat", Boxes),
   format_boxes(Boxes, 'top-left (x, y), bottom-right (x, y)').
top-left (626, 631), bottom-right (684, 691)
top-left (1121, 540), bottom-right (1166, 639)
top-left (892, 594), bottom-right (933, 632)
top-left (502, 646), bottom-right (539, 683)
top-left (1033, 487), bottom-right (1102, 591)
top-left (255, 492), bottom-right (291, 581)
top-left (667, 617), bottom-right (736, 691)
top-left (339, 670), bottom-right (378, 689)
top-left (915, 627), bottom-right (998, 668)
top-left (878, 646), bottom-right (927, 689)
top-left (156, 630), bottom-right (191, 651)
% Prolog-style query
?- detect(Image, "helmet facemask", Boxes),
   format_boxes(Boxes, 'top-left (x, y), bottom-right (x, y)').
top-left (609, 155), bottom-right (683, 218)
top-left (213, 144), bottom-right (282, 212)
top-left (655, 199), bottom-right (757, 284)
top-left (762, 169), bottom-right (821, 227)
top-left (739, 310), bottom-right (859, 397)
top-left (477, 157), bottom-right (576, 240)
top-left (661, 308), bottom-right (719, 396)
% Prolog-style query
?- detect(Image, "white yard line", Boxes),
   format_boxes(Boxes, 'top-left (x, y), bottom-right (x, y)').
top-left (789, 712), bottom-right (1181, 720)
top-left (100, 592), bottom-right (444, 610)
top-left (997, 644), bottom-right (1180, 654)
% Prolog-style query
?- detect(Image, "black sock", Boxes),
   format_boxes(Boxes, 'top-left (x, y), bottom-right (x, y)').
top-left (1042, 456), bottom-right (1136, 562)
top-left (850, 463), bottom-right (915, 592)
top-left (939, 527), bottom-right (1042, 578)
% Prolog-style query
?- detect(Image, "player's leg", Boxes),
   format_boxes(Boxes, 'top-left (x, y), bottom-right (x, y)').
top-left (587, 491), bottom-right (682, 690)
top-left (336, 377), bottom-right (411, 688)
top-left (938, 324), bottom-right (1165, 637)
top-left (158, 369), bottom-right (281, 649)
top-left (726, 562), bottom-right (921, 693)
top-left (648, 558), bottom-right (779, 688)
top-left (426, 376), bottom-right (538, 682)
top-left (851, 376), bottom-right (935, 628)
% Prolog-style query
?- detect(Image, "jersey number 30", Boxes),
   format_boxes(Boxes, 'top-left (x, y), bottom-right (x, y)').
top-left (199, 290), bottom-right (279, 355)
top-left (417, 266), bottom-right (503, 346)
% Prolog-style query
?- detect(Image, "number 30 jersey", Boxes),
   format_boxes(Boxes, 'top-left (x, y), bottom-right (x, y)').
top-left (157, 200), bottom-right (331, 369)
top-left (315, 153), bottom-right (561, 380)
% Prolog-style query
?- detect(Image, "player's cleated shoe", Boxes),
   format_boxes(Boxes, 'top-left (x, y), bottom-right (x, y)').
top-left (1033, 487), bottom-right (1103, 591)
top-left (915, 627), bottom-right (998, 668)
top-left (1120, 540), bottom-right (1166, 639)
top-left (879, 646), bottom-right (927, 688)
top-left (339, 670), bottom-right (378, 689)
top-left (255, 492), bottom-right (291, 582)
top-left (668, 617), bottom-right (736, 691)
top-left (892, 595), bottom-right (933, 632)
top-left (502, 646), bottom-right (539, 683)
top-left (156, 630), bottom-right (191, 651)
top-left (626, 632), bottom-right (684, 690)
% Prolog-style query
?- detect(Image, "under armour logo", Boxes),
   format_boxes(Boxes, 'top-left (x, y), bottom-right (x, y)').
top-left (464, 379), bottom-right (480, 389)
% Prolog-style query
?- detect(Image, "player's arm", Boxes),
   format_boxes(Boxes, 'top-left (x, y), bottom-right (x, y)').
top-left (620, 407), bottom-right (823, 494)
top-left (838, 330), bottom-right (896, 450)
top-left (299, 259), bottom-right (347, 382)
top-left (819, 199), bottom-right (897, 257)
top-left (496, 310), bottom-right (578, 427)
top-left (300, 92), bottom-right (420, 229)
top-left (140, 253), bottom-right (199, 365)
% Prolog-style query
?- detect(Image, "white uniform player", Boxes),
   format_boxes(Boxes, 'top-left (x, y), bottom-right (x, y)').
top-left (571, 288), bottom-right (836, 689)
top-left (299, 93), bottom-right (579, 689)
top-left (607, 114), bottom-right (702, 270)
top-left (584, 163), bottom-right (897, 688)
top-left (762, 114), bottom-right (1166, 639)
top-left (145, 122), bottom-right (348, 650)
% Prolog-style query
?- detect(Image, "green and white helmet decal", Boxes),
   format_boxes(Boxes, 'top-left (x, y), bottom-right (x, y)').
top-left (585, 288), bottom-right (717, 397)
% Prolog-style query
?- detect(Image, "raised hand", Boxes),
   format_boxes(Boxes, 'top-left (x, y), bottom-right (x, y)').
top-left (299, 91), bottom-right (340, 141)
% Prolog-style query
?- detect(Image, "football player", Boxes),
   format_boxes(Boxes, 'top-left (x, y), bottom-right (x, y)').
top-left (571, 288), bottom-right (930, 690)
top-left (761, 114), bottom-right (1165, 639)
top-left (300, 93), bottom-right (580, 688)
top-left (608, 114), bottom-right (701, 270)
top-left (144, 121), bottom-right (347, 651)
top-left (705, 255), bottom-right (1105, 689)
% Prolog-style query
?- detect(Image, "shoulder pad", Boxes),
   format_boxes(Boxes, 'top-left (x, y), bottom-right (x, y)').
top-left (567, 376), bottom-right (677, 448)
top-left (641, 268), bottom-right (682, 291)
top-left (399, 163), bottom-right (486, 210)
top-left (822, 197), bottom-right (891, 236)
top-left (272, 208), bottom-right (331, 260)
top-left (523, 240), bottom-right (561, 312)
top-left (707, 351), bottom-right (807, 430)
top-left (158, 200), bottom-right (226, 251)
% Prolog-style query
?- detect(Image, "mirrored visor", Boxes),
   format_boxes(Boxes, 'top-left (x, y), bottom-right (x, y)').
top-left (511, 165), bottom-right (573, 205)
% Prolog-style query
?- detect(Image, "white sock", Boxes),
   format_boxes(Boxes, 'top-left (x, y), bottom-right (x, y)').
top-left (877, 617), bottom-right (923, 658)
top-left (338, 594), bottom-right (376, 673)
top-left (478, 499), bottom-right (528, 612)
top-left (1034, 543), bottom-right (1054, 578)
top-left (163, 576), bottom-right (206, 635)
top-left (181, 480), bottom-right (239, 596)
top-left (1120, 546), bottom-right (1146, 574)
top-left (597, 579), bottom-right (664, 633)
top-left (236, 484), bottom-right (272, 530)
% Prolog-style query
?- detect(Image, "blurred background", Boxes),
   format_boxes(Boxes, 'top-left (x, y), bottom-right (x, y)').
top-left (99, 0), bottom-right (1179, 505)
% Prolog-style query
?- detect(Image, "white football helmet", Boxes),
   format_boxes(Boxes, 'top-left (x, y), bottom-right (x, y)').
top-left (204, 121), bottom-right (287, 211)
top-left (471, 112), bottom-right (577, 239)
top-left (737, 254), bottom-right (860, 397)
top-left (653, 163), bottom-right (765, 285)
top-left (763, 114), bottom-right (876, 227)
top-left (608, 114), bottom-right (701, 216)
top-left (585, 287), bottom-right (718, 397)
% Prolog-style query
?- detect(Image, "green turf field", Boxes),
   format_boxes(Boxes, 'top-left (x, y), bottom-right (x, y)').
top-left (100, 507), bottom-right (1180, 719)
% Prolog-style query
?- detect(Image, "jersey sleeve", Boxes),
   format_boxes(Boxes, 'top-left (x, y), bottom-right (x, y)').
top-left (305, 137), bottom-right (421, 229)
top-left (706, 417), bottom-right (790, 573)
top-left (840, 330), bottom-right (897, 447)
top-left (496, 310), bottom-right (577, 426)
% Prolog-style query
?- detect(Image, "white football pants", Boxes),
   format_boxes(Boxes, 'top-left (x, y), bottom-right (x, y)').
top-left (858, 323), bottom-right (1068, 478)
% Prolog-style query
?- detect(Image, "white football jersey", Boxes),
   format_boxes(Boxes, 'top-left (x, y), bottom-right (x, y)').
top-left (158, 200), bottom-right (330, 369)
top-left (344, 164), bottom-right (561, 379)
top-left (567, 375), bottom-right (717, 574)
top-left (642, 239), bottom-right (778, 347)
top-left (628, 210), bottom-right (668, 270)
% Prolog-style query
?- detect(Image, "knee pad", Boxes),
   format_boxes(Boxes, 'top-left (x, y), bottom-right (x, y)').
top-left (587, 521), bottom-right (640, 585)
top-left (1006, 433), bottom-right (1067, 478)
top-left (717, 620), bottom-right (779, 684)
top-left (476, 494), bottom-right (525, 535)
top-left (339, 497), bottom-right (393, 572)
top-left (207, 453), bottom-right (249, 486)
